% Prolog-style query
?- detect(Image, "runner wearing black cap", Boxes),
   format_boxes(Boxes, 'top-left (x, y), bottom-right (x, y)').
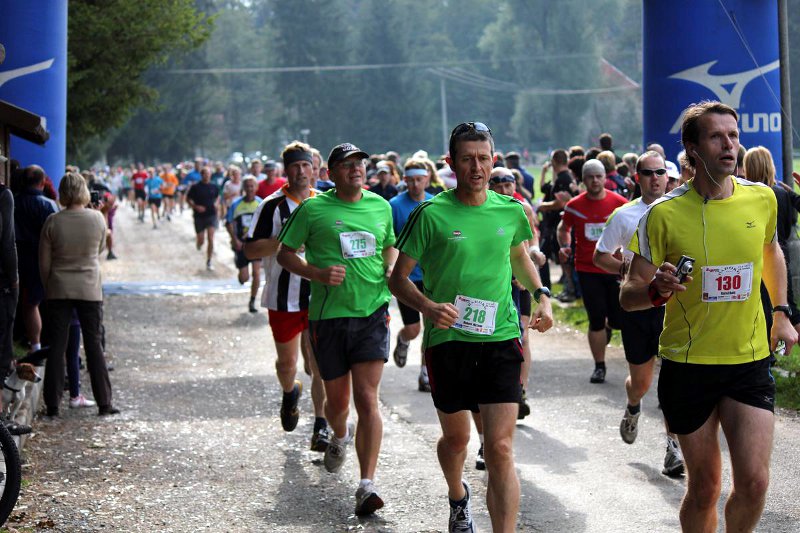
top-left (277, 143), bottom-right (397, 517)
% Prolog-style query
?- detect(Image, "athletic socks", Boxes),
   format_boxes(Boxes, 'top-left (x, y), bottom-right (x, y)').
top-left (595, 362), bottom-right (606, 370)
top-left (313, 416), bottom-right (327, 433)
top-left (627, 403), bottom-right (641, 415)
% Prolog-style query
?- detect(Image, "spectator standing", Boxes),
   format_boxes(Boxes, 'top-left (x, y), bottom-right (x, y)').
top-left (14, 165), bottom-right (58, 353)
top-left (39, 172), bottom-right (118, 416)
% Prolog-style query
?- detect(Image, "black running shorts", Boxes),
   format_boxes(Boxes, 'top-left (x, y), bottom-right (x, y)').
top-left (657, 357), bottom-right (775, 435)
top-left (397, 280), bottom-right (425, 326)
top-left (425, 339), bottom-right (523, 414)
top-left (234, 249), bottom-right (253, 269)
top-left (519, 289), bottom-right (531, 317)
top-left (309, 304), bottom-right (390, 381)
top-left (193, 213), bottom-right (218, 233)
top-left (576, 271), bottom-right (623, 331)
top-left (620, 306), bottom-right (665, 365)
top-left (134, 188), bottom-right (146, 200)
top-left (147, 197), bottom-right (162, 208)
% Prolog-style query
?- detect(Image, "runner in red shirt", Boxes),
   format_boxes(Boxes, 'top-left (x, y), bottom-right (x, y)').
top-left (131, 162), bottom-right (149, 222)
top-left (255, 160), bottom-right (287, 198)
top-left (557, 159), bottom-right (627, 383)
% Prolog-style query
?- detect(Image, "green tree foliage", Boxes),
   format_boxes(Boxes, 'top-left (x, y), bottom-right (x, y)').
top-left (85, 0), bottom-right (657, 164)
top-left (67, 0), bottom-right (212, 161)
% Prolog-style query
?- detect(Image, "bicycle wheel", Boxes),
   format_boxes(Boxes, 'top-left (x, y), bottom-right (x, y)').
top-left (0, 423), bottom-right (21, 526)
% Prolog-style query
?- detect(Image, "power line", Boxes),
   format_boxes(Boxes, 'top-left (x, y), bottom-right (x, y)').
top-left (163, 52), bottom-right (637, 75)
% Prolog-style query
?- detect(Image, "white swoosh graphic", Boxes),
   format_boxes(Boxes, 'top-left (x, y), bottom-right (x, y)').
top-left (667, 59), bottom-right (780, 134)
top-left (0, 59), bottom-right (55, 89)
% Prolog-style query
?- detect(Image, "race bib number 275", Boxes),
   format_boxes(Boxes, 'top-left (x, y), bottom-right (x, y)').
top-left (340, 231), bottom-right (376, 259)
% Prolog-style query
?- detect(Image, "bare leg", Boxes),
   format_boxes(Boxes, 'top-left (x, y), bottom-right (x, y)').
top-left (587, 328), bottom-right (606, 364)
top-left (350, 360), bottom-right (384, 479)
top-left (436, 410), bottom-right (471, 500)
top-left (676, 408), bottom-right (722, 533)
top-left (250, 261), bottom-right (261, 299)
top-left (206, 227), bottom-right (215, 261)
top-left (480, 403), bottom-right (520, 533)
top-left (274, 334), bottom-right (300, 393)
top-left (301, 330), bottom-right (325, 418)
top-left (719, 398), bottom-right (774, 532)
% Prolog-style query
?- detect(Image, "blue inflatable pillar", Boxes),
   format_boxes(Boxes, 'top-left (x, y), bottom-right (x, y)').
top-left (643, 1), bottom-right (783, 178)
top-left (0, 1), bottom-right (68, 186)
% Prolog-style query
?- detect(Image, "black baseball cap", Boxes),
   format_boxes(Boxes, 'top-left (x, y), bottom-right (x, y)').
top-left (327, 143), bottom-right (369, 168)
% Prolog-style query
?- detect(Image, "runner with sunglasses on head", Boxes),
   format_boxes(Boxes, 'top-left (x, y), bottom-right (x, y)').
top-left (389, 122), bottom-right (552, 533)
top-left (593, 151), bottom-right (684, 477)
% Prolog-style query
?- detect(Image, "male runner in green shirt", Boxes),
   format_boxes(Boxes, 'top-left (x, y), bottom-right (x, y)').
top-left (277, 143), bottom-right (396, 517)
top-left (389, 122), bottom-right (553, 533)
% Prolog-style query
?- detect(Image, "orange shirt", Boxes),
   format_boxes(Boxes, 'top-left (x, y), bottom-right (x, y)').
top-left (160, 173), bottom-right (178, 195)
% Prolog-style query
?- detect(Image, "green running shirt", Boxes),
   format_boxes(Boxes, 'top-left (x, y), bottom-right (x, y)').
top-left (396, 189), bottom-right (533, 349)
top-left (278, 189), bottom-right (395, 320)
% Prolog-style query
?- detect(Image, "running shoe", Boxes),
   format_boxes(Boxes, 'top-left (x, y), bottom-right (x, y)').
top-left (69, 394), bottom-right (97, 409)
top-left (310, 424), bottom-right (331, 452)
top-left (324, 422), bottom-right (354, 473)
top-left (475, 444), bottom-right (485, 471)
top-left (106, 251), bottom-right (117, 260)
top-left (619, 404), bottom-right (641, 444)
top-left (448, 481), bottom-right (476, 533)
top-left (279, 381), bottom-right (302, 432)
top-left (354, 480), bottom-right (384, 516)
top-left (518, 388), bottom-right (531, 419)
top-left (555, 290), bottom-right (576, 303)
top-left (248, 298), bottom-right (258, 313)
top-left (393, 334), bottom-right (409, 367)
top-left (662, 436), bottom-right (685, 477)
top-left (206, 259), bottom-right (214, 271)
top-left (418, 371), bottom-right (431, 393)
top-left (590, 366), bottom-right (606, 384)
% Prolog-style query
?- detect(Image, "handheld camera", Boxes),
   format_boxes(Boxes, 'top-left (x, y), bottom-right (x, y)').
top-left (674, 255), bottom-right (695, 283)
top-left (90, 190), bottom-right (101, 206)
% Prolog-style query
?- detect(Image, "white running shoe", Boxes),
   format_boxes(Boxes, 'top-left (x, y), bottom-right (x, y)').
top-left (354, 480), bottom-right (384, 516)
top-left (448, 481), bottom-right (476, 532)
top-left (69, 394), bottom-right (97, 409)
top-left (324, 422), bottom-right (354, 473)
top-left (619, 404), bottom-right (641, 444)
top-left (663, 436), bottom-right (685, 477)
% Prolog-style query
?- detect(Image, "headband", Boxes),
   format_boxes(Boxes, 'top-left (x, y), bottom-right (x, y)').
top-left (283, 150), bottom-right (313, 167)
top-left (404, 168), bottom-right (428, 178)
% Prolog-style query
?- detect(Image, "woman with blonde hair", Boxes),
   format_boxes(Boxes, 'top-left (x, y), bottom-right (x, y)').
top-left (743, 146), bottom-right (800, 342)
top-left (39, 172), bottom-right (118, 416)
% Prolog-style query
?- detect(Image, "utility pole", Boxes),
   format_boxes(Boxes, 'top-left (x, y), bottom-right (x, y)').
top-left (778, 0), bottom-right (793, 181)
top-left (440, 78), bottom-right (448, 156)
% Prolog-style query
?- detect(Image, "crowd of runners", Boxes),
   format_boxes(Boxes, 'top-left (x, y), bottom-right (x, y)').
top-left (3, 99), bottom-right (798, 532)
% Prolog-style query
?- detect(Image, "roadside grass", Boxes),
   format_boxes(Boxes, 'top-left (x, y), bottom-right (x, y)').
top-left (548, 283), bottom-right (800, 410)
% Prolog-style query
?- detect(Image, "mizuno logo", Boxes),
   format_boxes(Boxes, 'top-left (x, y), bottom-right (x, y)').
top-left (668, 59), bottom-right (780, 134)
top-left (0, 59), bottom-right (55, 89)
top-left (746, 221), bottom-right (756, 229)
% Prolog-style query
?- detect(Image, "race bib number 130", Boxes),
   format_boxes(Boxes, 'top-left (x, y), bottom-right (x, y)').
top-left (340, 231), bottom-right (376, 259)
top-left (701, 262), bottom-right (753, 302)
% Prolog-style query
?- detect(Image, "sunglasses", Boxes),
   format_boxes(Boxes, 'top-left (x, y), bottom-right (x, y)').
top-left (489, 175), bottom-right (515, 184)
top-left (450, 121), bottom-right (492, 138)
top-left (638, 168), bottom-right (667, 177)
top-left (336, 159), bottom-right (366, 170)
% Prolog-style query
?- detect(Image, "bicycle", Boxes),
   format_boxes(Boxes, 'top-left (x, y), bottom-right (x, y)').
top-left (0, 422), bottom-right (21, 526)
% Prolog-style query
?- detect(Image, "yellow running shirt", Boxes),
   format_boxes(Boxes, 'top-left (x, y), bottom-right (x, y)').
top-left (629, 177), bottom-right (777, 364)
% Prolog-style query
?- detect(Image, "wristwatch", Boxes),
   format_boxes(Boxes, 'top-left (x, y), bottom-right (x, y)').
top-left (533, 286), bottom-right (551, 303)
top-left (772, 305), bottom-right (792, 318)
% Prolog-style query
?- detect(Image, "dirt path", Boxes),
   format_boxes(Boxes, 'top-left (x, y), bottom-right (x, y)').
top-left (7, 203), bottom-right (800, 532)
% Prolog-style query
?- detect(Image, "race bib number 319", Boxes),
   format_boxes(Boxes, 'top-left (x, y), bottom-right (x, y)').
top-left (340, 231), bottom-right (376, 259)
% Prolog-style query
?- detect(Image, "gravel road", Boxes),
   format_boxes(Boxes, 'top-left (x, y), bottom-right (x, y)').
top-left (6, 204), bottom-right (800, 532)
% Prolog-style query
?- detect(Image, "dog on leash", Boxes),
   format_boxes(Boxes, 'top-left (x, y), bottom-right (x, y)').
top-left (3, 362), bottom-right (42, 422)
